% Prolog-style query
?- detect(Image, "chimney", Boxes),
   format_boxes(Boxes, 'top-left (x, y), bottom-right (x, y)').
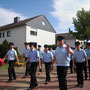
top-left (14, 17), bottom-right (20, 23)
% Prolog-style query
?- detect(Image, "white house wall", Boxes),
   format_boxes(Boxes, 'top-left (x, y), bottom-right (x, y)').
top-left (37, 28), bottom-right (55, 49)
top-left (26, 15), bottom-right (56, 33)
top-left (26, 26), bottom-right (55, 50)
top-left (26, 26), bottom-right (37, 43)
top-left (65, 39), bottom-right (76, 47)
top-left (0, 25), bottom-right (26, 54)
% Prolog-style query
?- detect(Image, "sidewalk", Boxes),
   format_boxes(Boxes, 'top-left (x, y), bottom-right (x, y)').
top-left (0, 66), bottom-right (90, 90)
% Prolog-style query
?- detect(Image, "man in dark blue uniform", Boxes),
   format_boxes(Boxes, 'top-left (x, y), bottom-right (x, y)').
top-left (26, 43), bottom-right (41, 90)
top-left (85, 40), bottom-right (90, 79)
top-left (73, 41), bottom-right (88, 88)
top-left (20, 42), bottom-right (30, 78)
top-left (43, 45), bottom-right (53, 84)
top-left (3, 42), bottom-right (19, 82)
top-left (51, 36), bottom-right (74, 90)
top-left (37, 45), bottom-right (43, 74)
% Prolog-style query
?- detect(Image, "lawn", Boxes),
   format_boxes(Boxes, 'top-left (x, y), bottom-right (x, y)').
top-left (0, 63), bottom-right (9, 70)
top-left (0, 58), bottom-right (25, 70)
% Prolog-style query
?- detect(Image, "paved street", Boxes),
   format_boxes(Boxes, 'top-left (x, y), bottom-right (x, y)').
top-left (0, 65), bottom-right (90, 90)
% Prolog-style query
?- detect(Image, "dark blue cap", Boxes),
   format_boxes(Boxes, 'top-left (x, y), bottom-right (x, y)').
top-left (75, 41), bottom-right (80, 46)
top-left (9, 42), bottom-right (14, 45)
top-left (57, 36), bottom-right (65, 40)
top-left (29, 42), bottom-right (35, 46)
top-left (44, 44), bottom-right (48, 48)
top-left (24, 42), bottom-right (28, 45)
top-left (38, 45), bottom-right (41, 47)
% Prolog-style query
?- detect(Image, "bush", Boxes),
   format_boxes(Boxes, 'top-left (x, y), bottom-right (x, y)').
top-left (18, 55), bottom-right (25, 63)
top-left (0, 40), bottom-right (9, 58)
top-left (48, 44), bottom-right (57, 50)
top-left (0, 39), bottom-right (19, 58)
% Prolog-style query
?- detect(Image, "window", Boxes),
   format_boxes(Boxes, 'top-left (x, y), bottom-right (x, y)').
top-left (7, 31), bottom-right (11, 37)
top-left (42, 21), bottom-right (45, 25)
top-left (0, 33), bottom-right (1, 38)
top-left (2, 32), bottom-right (5, 38)
top-left (30, 31), bottom-right (37, 36)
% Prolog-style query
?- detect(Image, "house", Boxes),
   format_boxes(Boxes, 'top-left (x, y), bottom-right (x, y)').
top-left (0, 15), bottom-right (56, 54)
top-left (56, 33), bottom-right (77, 48)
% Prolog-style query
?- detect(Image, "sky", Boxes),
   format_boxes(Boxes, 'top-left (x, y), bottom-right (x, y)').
top-left (0, 0), bottom-right (90, 33)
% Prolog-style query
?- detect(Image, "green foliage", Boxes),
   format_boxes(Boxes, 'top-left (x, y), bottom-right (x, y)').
top-left (0, 39), bottom-right (19, 58)
top-left (18, 55), bottom-right (25, 63)
top-left (48, 44), bottom-right (57, 50)
top-left (69, 8), bottom-right (90, 40)
top-left (0, 63), bottom-right (9, 70)
top-left (0, 39), bottom-right (9, 58)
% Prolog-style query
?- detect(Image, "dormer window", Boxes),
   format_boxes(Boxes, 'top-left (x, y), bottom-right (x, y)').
top-left (42, 21), bottom-right (45, 25)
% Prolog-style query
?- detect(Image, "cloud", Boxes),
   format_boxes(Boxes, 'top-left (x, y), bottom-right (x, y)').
top-left (0, 7), bottom-right (27, 26)
top-left (51, 0), bottom-right (90, 33)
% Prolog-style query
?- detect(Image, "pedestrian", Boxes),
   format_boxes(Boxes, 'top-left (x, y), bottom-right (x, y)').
top-left (43, 44), bottom-right (53, 84)
top-left (70, 47), bottom-right (75, 73)
top-left (51, 36), bottom-right (74, 90)
top-left (37, 45), bottom-right (43, 74)
top-left (85, 40), bottom-right (90, 80)
top-left (26, 42), bottom-right (41, 90)
top-left (72, 41), bottom-right (88, 88)
top-left (20, 42), bottom-right (30, 78)
top-left (81, 46), bottom-right (88, 80)
top-left (70, 54), bottom-right (73, 73)
top-left (49, 46), bottom-right (55, 57)
top-left (3, 42), bottom-right (19, 82)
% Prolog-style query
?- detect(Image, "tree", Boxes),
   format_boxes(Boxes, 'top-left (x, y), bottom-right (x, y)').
top-left (0, 40), bottom-right (19, 58)
top-left (0, 40), bottom-right (9, 58)
top-left (69, 8), bottom-right (90, 40)
top-left (48, 44), bottom-right (57, 50)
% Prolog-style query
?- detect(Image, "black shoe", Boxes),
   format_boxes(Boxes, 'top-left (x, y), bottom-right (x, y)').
top-left (45, 81), bottom-right (48, 84)
top-left (70, 71), bottom-right (73, 74)
top-left (34, 84), bottom-right (38, 87)
top-left (8, 79), bottom-right (12, 82)
top-left (27, 87), bottom-right (32, 90)
top-left (80, 85), bottom-right (83, 88)
top-left (23, 75), bottom-right (27, 78)
top-left (39, 69), bottom-right (42, 72)
top-left (85, 77), bottom-right (87, 80)
top-left (48, 80), bottom-right (51, 82)
top-left (76, 84), bottom-right (80, 87)
top-left (13, 78), bottom-right (16, 80)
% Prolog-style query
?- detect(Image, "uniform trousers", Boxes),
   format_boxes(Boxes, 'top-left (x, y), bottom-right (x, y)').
top-left (25, 57), bottom-right (30, 76)
top-left (57, 66), bottom-right (68, 90)
top-left (39, 58), bottom-right (43, 72)
top-left (30, 62), bottom-right (38, 88)
top-left (8, 60), bottom-right (16, 80)
top-left (70, 60), bottom-right (73, 73)
top-left (45, 62), bottom-right (52, 81)
top-left (83, 61), bottom-right (88, 79)
top-left (76, 62), bottom-right (84, 85)
top-left (88, 60), bottom-right (90, 75)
